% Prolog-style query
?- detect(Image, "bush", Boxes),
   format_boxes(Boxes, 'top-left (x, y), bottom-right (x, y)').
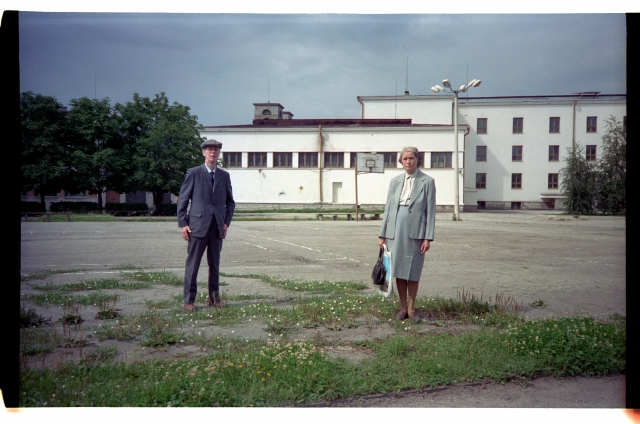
top-left (105, 203), bottom-right (149, 212)
top-left (21, 201), bottom-right (45, 213)
top-left (160, 203), bottom-right (177, 216)
top-left (49, 201), bottom-right (101, 213)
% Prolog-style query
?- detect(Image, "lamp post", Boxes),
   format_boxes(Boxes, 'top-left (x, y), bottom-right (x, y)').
top-left (431, 78), bottom-right (481, 221)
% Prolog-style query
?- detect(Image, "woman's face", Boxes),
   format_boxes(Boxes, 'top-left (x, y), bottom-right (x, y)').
top-left (401, 151), bottom-right (419, 174)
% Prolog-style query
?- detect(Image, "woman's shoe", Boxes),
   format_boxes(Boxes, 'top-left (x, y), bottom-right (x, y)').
top-left (395, 311), bottom-right (408, 321)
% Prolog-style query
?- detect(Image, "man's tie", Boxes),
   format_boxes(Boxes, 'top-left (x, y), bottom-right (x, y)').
top-left (210, 171), bottom-right (215, 186)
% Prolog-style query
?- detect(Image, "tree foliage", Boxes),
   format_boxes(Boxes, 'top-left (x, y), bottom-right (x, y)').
top-left (20, 91), bottom-right (70, 208)
top-left (560, 144), bottom-right (597, 215)
top-left (595, 117), bottom-right (626, 215)
top-left (561, 116), bottom-right (626, 216)
top-left (115, 93), bottom-right (204, 215)
top-left (66, 97), bottom-right (130, 209)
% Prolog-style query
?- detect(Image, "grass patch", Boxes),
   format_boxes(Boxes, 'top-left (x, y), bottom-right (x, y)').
top-left (31, 278), bottom-right (151, 292)
top-left (235, 208), bottom-right (384, 214)
top-left (23, 291), bottom-right (123, 307)
top-left (219, 272), bottom-right (368, 295)
top-left (18, 314), bottom-right (625, 406)
top-left (127, 271), bottom-right (182, 286)
top-left (22, 214), bottom-right (176, 222)
top-left (21, 269), bottom-right (82, 282)
top-left (111, 263), bottom-right (145, 270)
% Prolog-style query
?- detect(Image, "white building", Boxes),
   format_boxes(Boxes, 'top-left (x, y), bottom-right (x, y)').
top-left (204, 93), bottom-right (625, 211)
top-left (201, 103), bottom-right (465, 211)
top-left (358, 92), bottom-right (626, 210)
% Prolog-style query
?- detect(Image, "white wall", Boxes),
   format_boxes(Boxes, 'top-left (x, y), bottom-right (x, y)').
top-left (202, 125), bottom-right (464, 206)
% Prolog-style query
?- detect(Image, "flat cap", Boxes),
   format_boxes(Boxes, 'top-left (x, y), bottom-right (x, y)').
top-left (201, 139), bottom-right (223, 149)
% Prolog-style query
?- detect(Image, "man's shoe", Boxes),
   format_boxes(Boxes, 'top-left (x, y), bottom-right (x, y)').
top-left (184, 303), bottom-right (196, 312)
top-left (208, 297), bottom-right (224, 309)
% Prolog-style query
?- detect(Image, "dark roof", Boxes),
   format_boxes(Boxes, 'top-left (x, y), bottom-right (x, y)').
top-left (204, 118), bottom-right (426, 129)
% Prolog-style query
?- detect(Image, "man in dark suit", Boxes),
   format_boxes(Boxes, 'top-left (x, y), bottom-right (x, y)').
top-left (178, 139), bottom-right (235, 311)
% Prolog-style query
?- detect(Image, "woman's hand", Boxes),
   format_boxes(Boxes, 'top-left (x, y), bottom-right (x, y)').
top-left (420, 239), bottom-right (431, 254)
top-left (378, 237), bottom-right (386, 248)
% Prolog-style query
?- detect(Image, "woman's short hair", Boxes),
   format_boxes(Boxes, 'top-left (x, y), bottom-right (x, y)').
top-left (398, 146), bottom-right (422, 166)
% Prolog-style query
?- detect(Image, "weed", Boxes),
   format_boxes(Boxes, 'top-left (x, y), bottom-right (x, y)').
top-left (20, 305), bottom-right (50, 328)
top-left (529, 299), bottom-right (547, 308)
top-left (96, 294), bottom-right (121, 320)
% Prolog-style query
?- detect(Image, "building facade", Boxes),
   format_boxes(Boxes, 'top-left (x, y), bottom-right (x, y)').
top-left (357, 92), bottom-right (626, 210)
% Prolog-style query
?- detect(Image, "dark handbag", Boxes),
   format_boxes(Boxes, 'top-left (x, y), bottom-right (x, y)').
top-left (371, 247), bottom-right (386, 285)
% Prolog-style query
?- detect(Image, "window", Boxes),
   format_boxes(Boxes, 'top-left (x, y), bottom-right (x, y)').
top-left (476, 146), bottom-right (487, 162)
top-left (549, 145), bottom-right (559, 161)
top-left (430, 152), bottom-right (452, 168)
top-left (477, 201), bottom-right (486, 210)
top-left (223, 152), bottom-right (242, 167)
top-left (273, 152), bottom-right (292, 167)
top-left (324, 152), bottom-right (344, 168)
top-left (512, 146), bottom-right (523, 161)
top-left (477, 118), bottom-right (487, 134)
top-left (247, 152), bottom-right (267, 167)
top-left (383, 152), bottom-right (398, 168)
top-left (548, 173), bottom-right (559, 189)
top-left (299, 152), bottom-right (318, 167)
top-left (476, 173), bottom-right (486, 189)
top-left (549, 117), bottom-right (560, 133)
top-left (350, 152), bottom-right (358, 168)
top-left (587, 116), bottom-right (597, 133)
top-left (513, 117), bottom-right (523, 133)
top-left (511, 202), bottom-right (522, 210)
top-left (586, 145), bottom-right (597, 161)
top-left (511, 173), bottom-right (522, 189)
top-left (623, 116), bottom-right (627, 131)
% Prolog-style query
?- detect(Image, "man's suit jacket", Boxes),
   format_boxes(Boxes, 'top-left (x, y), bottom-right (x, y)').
top-left (378, 169), bottom-right (436, 241)
top-left (177, 164), bottom-right (235, 238)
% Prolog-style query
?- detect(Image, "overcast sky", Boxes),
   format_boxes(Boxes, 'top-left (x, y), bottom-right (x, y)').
top-left (18, 13), bottom-right (626, 126)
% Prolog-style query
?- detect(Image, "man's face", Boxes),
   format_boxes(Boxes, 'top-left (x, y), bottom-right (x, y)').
top-left (202, 146), bottom-right (221, 164)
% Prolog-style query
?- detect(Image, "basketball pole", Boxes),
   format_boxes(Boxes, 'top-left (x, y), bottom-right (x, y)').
top-left (355, 166), bottom-right (359, 222)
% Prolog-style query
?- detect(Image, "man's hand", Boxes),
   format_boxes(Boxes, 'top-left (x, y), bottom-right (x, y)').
top-left (420, 239), bottom-right (431, 254)
top-left (181, 226), bottom-right (192, 241)
top-left (222, 224), bottom-right (229, 240)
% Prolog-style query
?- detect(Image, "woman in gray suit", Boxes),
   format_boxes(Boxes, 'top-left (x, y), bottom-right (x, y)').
top-left (378, 146), bottom-right (436, 320)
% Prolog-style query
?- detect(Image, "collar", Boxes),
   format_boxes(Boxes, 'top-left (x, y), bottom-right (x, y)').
top-left (405, 169), bottom-right (418, 179)
top-left (205, 163), bottom-right (216, 173)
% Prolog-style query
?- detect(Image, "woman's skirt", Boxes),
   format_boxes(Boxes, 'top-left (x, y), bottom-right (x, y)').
top-left (386, 205), bottom-right (425, 281)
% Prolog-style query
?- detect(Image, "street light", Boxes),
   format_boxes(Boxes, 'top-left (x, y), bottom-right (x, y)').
top-left (431, 78), bottom-right (481, 221)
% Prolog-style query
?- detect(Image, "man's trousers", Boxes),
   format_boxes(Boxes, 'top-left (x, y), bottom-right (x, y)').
top-left (183, 217), bottom-right (223, 304)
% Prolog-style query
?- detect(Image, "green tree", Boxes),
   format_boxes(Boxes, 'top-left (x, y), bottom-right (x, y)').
top-left (66, 97), bottom-right (130, 210)
top-left (20, 91), bottom-right (69, 209)
top-left (595, 116), bottom-right (626, 215)
top-left (560, 143), bottom-right (597, 215)
top-left (116, 93), bottom-right (204, 215)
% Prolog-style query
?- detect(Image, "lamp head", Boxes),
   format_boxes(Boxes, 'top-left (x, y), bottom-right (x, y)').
top-left (442, 79), bottom-right (451, 88)
top-left (431, 86), bottom-right (440, 93)
top-left (460, 85), bottom-right (468, 92)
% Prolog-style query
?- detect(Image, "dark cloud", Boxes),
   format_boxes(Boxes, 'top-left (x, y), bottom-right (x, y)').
top-left (19, 13), bottom-right (626, 125)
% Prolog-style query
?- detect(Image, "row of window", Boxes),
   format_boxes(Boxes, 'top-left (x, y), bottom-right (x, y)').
top-left (223, 152), bottom-right (455, 169)
top-left (475, 173), bottom-right (559, 190)
top-left (476, 145), bottom-right (597, 162)
top-left (476, 116), bottom-right (608, 134)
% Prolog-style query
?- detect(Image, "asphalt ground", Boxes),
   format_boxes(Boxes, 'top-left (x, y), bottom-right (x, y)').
top-left (14, 211), bottom-right (632, 415)
top-left (20, 210), bottom-right (626, 319)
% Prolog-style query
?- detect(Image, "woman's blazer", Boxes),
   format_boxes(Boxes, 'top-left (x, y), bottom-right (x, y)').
top-left (378, 169), bottom-right (436, 241)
